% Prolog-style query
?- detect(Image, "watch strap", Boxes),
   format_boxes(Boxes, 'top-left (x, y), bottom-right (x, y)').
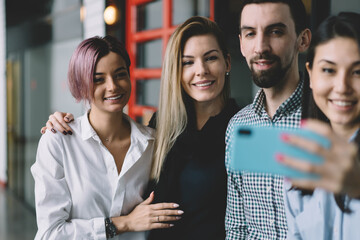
top-left (105, 217), bottom-right (117, 239)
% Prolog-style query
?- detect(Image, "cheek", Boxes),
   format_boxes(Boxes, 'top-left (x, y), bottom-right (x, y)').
top-left (181, 69), bottom-right (192, 85)
top-left (311, 78), bottom-right (330, 102)
top-left (120, 79), bottom-right (131, 91)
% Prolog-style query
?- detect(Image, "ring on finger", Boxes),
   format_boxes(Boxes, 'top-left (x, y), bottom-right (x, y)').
top-left (157, 216), bottom-right (160, 222)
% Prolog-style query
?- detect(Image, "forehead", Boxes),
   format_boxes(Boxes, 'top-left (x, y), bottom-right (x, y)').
top-left (96, 52), bottom-right (126, 71)
top-left (241, 2), bottom-right (295, 30)
top-left (183, 34), bottom-right (220, 53)
top-left (314, 37), bottom-right (360, 64)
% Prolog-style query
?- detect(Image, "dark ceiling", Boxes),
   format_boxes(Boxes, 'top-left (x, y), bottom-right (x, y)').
top-left (5, 0), bottom-right (53, 27)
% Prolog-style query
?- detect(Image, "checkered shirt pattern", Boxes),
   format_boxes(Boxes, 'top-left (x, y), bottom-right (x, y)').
top-left (225, 79), bottom-right (303, 240)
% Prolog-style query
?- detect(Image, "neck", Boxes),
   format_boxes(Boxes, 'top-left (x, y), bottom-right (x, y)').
top-left (88, 108), bottom-right (130, 142)
top-left (194, 99), bottom-right (225, 130)
top-left (331, 122), bottom-right (360, 141)
top-left (263, 67), bottom-right (300, 118)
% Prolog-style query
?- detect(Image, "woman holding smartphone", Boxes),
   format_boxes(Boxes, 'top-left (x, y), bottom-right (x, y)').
top-left (278, 12), bottom-right (360, 239)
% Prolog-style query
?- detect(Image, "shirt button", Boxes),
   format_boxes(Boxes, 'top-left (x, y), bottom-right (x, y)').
top-left (334, 227), bottom-right (338, 233)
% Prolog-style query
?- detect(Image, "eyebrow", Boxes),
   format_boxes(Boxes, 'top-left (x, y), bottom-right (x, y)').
top-left (318, 59), bottom-right (360, 66)
top-left (182, 49), bottom-right (219, 58)
top-left (94, 67), bottom-right (127, 75)
top-left (240, 22), bottom-right (287, 32)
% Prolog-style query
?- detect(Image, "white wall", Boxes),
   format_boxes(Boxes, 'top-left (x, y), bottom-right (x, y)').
top-left (331, 0), bottom-right (360, 14)
top-left (84, 0), bottom-right (105, 39)
top-left (0, 0), bottom-right (6, 185)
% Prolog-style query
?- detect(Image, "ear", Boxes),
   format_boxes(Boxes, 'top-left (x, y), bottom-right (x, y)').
top-left (305, 62), bottom-right (313, 89)
top-left (239, 34), bottom-right (245, 57)
top-left (297, 29), bottom-right (312, 53)
top-left (225, 54), bottom-right (231, 73)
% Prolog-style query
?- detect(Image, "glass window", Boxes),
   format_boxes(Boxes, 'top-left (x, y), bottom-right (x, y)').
top-left (136, 39), bottom-right (162, 68)
top-left (136, 78), bottom-right (161, 107)
top-left (137, 0), bottom-right (163, 31)
top-left (172, 0), bottom-right (209, 25)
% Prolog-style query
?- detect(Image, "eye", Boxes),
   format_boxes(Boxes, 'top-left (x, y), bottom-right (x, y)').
top-left (269, 29), bottom-right (284, 36)
top-left (114, 72), bottom-right (128, 79)
top-left (244, 32), bottom-right (255, 38)
top-left (206, 55), bottom-right (218, 61)
top-left (93, 77), bottom-right (104, 83)
top-left (321, 68), bottom-right (335, 74)
top-left (182, 60), bottom-right (194, 66)
top-left (353, 69), bottom-right (360, 77)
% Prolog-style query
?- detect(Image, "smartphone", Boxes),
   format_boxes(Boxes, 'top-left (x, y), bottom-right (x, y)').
top-left (229, 125), bottom-right (331, 179)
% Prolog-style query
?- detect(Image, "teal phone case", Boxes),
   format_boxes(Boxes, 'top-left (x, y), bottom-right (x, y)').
top-left (229, 125), bottom-right (331, 178)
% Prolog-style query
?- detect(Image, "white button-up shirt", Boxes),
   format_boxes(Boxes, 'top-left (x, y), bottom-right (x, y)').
top-left (31, 112), bottom-right (155, 240)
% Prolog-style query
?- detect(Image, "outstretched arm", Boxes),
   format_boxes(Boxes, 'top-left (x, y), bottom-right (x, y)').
top-left (278, 119), bottom-right (360, 198)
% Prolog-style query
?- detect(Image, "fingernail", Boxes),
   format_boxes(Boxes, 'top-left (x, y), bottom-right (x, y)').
top-left (275, 153), bottom-right (284, 162)
top-left (173, 203), bottom-right (179, 208)
top-left (178, 210), bottom-right (184, 214)
top-left (280, 133), bottom-right (289, 142)
top-left (300, 119), bottom-right (307, 127)
top-left (63, 131), bottom-right (67, 135)
top-left (176, 216), bottom-right (182, 220)
top-left (51, 128), bottom-right (56, 133)
top-left (169, 224), bottom-right (174, 227)
top-left (67, 131), bottom-right (72, 135)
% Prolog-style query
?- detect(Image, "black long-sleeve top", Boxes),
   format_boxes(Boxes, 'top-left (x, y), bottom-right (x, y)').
top-left (146, 99), bottom-right (239, 240)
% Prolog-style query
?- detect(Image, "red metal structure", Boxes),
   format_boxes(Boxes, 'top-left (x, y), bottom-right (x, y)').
top-left (125, 0), bottom-right (214, 123)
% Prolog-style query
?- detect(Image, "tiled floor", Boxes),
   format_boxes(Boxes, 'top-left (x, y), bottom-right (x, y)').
top-left (0, 187), bottom-right (37, 240)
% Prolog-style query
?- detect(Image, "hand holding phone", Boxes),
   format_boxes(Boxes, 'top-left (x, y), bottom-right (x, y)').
top-left (229, 125), bottom-right (331, 179)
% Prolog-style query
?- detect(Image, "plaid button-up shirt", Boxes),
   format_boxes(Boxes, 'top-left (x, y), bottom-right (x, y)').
top-left (225, 78), bottom-right (303, 240)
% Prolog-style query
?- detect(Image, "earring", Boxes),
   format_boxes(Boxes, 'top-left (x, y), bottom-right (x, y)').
top-left (226, 72), bottom-right (230, 76)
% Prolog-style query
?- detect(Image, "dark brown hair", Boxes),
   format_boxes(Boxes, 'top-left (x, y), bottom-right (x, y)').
top-left (238, 0), bottom-right (308, 36)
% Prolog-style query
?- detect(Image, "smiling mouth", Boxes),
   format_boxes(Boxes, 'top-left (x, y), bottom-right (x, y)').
top-left (193, 81), bottom-right (215, 87)
top-left (331, 100), bottom-right (356, 107)
top-left (104, 94), bottom-right (124, 100)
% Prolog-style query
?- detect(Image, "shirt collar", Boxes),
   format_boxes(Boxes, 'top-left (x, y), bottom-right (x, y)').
top-left (80, 111), bottom-right (155, 143)
top-left (252, 74), bottom-right (304, 118)
top-left (349, 128), bottom-right (360, 142)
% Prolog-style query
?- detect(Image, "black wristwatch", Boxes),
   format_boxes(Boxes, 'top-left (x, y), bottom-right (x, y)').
top-left (105, 217), bottom-right (117, 239)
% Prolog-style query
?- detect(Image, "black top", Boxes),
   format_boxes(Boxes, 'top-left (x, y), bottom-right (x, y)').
top-left (146, 99), bottom-right (239, 240)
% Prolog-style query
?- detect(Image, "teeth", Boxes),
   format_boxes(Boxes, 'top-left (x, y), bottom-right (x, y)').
top-left (333, 100), bottom-right (353, 107)
top-left (195, 82), bottom-right (213, 87)
top-left (105, 95), bottom-right (122, 100)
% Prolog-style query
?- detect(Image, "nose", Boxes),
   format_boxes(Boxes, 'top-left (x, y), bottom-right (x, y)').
top-left (195, 59), bottom-right (209, 77)
top-left (254, 34), bottom-right (270, 55)
top-left (105, 77), bottom-right (119, 91)
top-left (334, 72), bottom-right (352, 94)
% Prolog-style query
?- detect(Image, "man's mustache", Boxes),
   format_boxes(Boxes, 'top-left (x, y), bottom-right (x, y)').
top-left (250, 53), bottom-right (280, 64)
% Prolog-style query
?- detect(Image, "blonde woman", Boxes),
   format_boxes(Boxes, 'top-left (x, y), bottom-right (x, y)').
top-left (42, 17), bottom-right (238, 240)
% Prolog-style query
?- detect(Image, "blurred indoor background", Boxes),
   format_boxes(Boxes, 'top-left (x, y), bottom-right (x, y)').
top-left (0, 0), bottom-right (359, 239)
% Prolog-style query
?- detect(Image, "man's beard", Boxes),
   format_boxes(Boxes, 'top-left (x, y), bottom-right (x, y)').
top-left (250, 52), bottom-right (293, 89)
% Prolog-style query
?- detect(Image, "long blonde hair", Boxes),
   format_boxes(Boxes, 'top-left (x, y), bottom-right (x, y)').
top-left (150, 16), bottom-right (230, 181)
